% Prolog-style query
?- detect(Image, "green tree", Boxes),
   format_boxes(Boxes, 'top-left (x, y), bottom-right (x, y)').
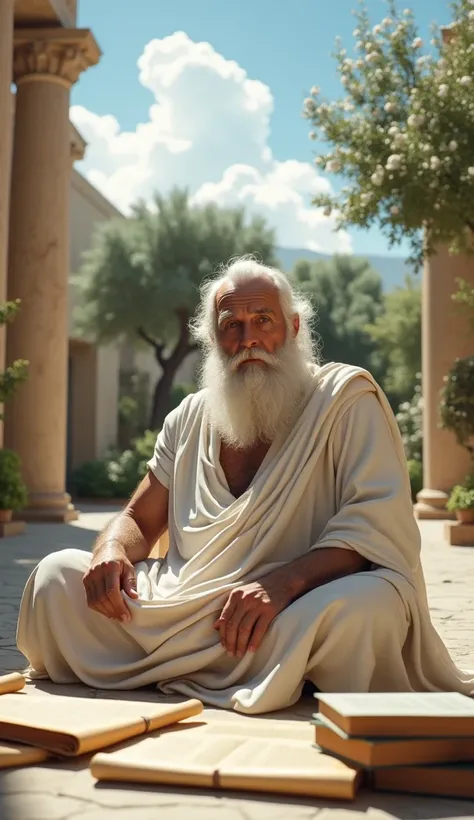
top-left (0, 300), bottom-right (28, 417)
top-left (366, 275), bottom-right (421, 402)
top-left (303, 0), bottom-right (474, 267)
top-left (291, 255), bottom-right (384, 372)
top-left (74, 188), bottom-right (276, 429)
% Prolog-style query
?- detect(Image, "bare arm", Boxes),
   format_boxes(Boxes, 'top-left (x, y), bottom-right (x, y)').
top-left (93, 471), bottom-right (169, 564)
top-left (83, 471), bottom-right (169, 621)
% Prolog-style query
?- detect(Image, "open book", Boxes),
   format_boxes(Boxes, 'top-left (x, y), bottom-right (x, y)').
top-left (0, 673), bottom-right (25, 695)
top-left (0, 693), bottom-right (203, 756)
top-left (90, 719), bottom-right (362, 801)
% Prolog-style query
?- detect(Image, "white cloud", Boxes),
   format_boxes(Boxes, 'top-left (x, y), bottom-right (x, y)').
top-left (71, 31), bottom-right (352, 253)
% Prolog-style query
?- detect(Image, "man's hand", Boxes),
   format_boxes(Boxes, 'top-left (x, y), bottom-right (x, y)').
top-left (83, 544), bottom-right (139, 622)
top-left (213, 580), bottom-right (290, 658)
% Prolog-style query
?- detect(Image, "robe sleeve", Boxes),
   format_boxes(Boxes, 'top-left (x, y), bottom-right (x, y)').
top-left (310, 391), bottom-right (422, 577)
top-left (147, 405), bottom-right (181, 489)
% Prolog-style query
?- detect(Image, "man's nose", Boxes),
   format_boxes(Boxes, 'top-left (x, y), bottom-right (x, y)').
top-left (240, 324), bottom-right (259, 348)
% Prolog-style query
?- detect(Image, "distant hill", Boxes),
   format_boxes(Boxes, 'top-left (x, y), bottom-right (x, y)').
top-left (276, 247), bottom-right (420, 292)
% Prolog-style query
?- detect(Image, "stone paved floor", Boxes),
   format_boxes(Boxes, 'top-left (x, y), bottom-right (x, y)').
top-left (0, 507), bottom-right (473, 819)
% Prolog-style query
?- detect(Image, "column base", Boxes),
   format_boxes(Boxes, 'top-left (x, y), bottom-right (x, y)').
top-left (13, 493), bottom-right (79, 523)
top-left (414, 489), bottom-right (455, 520)
top-left (444, 521), bottom-right (474, 547)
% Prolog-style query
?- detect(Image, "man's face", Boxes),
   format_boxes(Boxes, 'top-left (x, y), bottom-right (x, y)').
top-left (215, 278), bottom-right (297, 367)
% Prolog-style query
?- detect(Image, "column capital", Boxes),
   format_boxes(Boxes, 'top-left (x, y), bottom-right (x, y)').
top-left (13, 28), bottom-right (101, 90)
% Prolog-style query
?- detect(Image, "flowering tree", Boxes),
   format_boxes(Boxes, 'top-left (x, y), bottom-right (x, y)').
top-left (303, 0), bottom-right (474, 267)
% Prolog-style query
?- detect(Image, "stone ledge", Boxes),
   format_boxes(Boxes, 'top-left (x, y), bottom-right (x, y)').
top-left (444, 521), bottom-right (474, 547)
top-left (0, 520), bottom-right (26, 538)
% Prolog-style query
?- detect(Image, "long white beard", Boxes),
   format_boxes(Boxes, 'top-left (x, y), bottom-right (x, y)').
top-left (200, 340), bottom-right (312, 449)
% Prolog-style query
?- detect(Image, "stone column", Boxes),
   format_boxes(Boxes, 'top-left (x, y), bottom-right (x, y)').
top-left (0, 0), bottom-right (14, 445)
top-left (414, 246), bottom-right (474, 520)
top-left (5, 29), bottom-right (100, 521)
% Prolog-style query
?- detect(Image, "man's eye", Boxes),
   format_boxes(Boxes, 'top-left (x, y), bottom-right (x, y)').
top-left (227, 321), bottom-right (240, 329)
top-left (257, 316), bottom-right (271, 324)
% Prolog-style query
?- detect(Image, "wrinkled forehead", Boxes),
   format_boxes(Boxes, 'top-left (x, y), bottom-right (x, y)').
top-left (215, 277), bottom-right (283, 317)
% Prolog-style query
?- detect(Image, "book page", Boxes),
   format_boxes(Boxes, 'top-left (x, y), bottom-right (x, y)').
top-left (91, 722), bottom-right (357, 777)
top-left (318, 692), bottom-right (474, 718)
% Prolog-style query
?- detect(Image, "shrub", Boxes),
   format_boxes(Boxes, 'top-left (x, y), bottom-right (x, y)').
top-left (407, 459), bottom-right (423, 502)
top-left (396, 378), bottom-right (423, 462)
top-left (70, 430), bottom-right (158, 499)
top-left (439, 356), bottom-right (474, 458)
top-left (0, 449), bottom-right (28, 511)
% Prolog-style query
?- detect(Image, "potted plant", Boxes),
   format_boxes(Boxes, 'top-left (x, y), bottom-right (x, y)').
top-left (447, 476), bottom-right (474, 525)
top-left (0, 449), bottom-right (28, 522)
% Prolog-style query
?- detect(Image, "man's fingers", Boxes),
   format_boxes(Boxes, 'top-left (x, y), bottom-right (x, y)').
top-left (235, 611), bottom-right (259, 658)
top-left (105, 567), bottom-right (131, 621)
top-left (248, 615), bottom-right (271, 653)
top-left (121, 567), bottom-right (138, 599)
top-left (85, 577), bottom-right (116, 620)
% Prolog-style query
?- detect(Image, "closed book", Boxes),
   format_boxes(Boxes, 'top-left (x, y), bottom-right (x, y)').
top-left (373, 762), bottom-right (474, 799)
top-left (90, 719), bottom-right (362, 801)
top-left (313, 715), bottom-right (474, 768)
top-left (315, 692), bottom-right (474, 738)
top-left (0, 673), bottom-right (25, 695)
top-left (0, 741), bottom-right (49, 769)
top-left (0, 693), bottom-right (203, 756)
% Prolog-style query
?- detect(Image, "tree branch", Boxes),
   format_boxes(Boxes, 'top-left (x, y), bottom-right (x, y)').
top-left (137, 326), bottom-right (158, 348)
top-left (137, 327), bottom-right (166, 367)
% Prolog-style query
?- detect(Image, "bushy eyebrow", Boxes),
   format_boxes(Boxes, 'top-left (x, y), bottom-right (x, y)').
top-left (217, 306), bottom-right (276, 327)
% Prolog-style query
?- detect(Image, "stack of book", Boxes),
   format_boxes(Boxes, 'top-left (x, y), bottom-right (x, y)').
top-left (313, 692), bottom-right (474, 800)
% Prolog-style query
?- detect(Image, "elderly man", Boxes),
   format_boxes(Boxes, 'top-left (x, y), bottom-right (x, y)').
top-left (17, 258), bottom-right (473, 713)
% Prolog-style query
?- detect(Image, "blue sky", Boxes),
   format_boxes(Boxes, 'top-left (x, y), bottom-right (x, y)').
top-left (73, 0), bottom-right (452, 257)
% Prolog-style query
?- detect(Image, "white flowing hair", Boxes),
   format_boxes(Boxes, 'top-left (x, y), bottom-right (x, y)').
top-left (189, 255), bottom-right (320, 362)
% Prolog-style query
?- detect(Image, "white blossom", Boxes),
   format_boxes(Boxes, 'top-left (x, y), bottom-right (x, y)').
top-left (468, 167), bottom-right (474, 176)
top-left (438, 84), bottom-right (449, 97)
top-left (390, 205), bottom-right (400, 215)
top-left (311, 86), bottom-right (320, 96)
top-left (459, 76), bottom-right (472, 85)
top-left (360, 192), bottom-right (372, 204)
top-left (374, 68), bottom-right (384, 79)
top-left (469, 10), bottom-right (474, 20)
top-left (356, 41), bottom-right (364, 51)
top-left (448, 140), bottom-right (458, 152)
top-left (412, 37), bottom-right (423, 49)
top-left (323, 206), bottom-right (332, 217)
top-left (408, 113), bottom-right (425, 127)
top-left (365, 52), bottom-right (380, 64)
top-left (388, 125), bottom-right (399, 136)
top-left (303, 97), bottom-right (316, 116)
top-left (343, 59), bottom-right (354, 70)
top-left (353, 28), bottom-right (360, 37)
top-left (393, 133), bottom-right (408, 148)
top-left (417, 55), bottom-right (431, 67)
top-left (430, 156), bottom-right (441, 169)
top-left (381, 17), bottom-right (393, 28)
top-left (309, 131), bottom-right (317, 140)
top-left (356, 59), bottom-right (364, 69)
top-left (373, 24), bottom-right (382, 35)
top-left (314, 156), bottom-right (324, 165)
top-left (384, 101), bottom-right (397, 113)
top-left (386, 154), bottom-right (402, 171)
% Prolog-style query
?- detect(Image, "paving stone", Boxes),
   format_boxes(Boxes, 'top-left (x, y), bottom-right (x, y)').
top-left (0, 512), bottom-right (473, 819)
